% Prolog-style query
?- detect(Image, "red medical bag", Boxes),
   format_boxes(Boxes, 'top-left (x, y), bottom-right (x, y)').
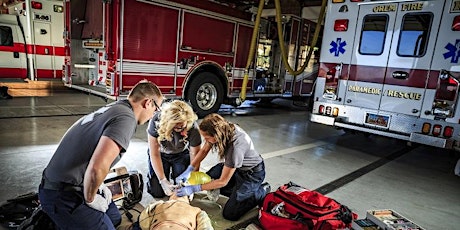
top-left (259, 182), bottom-right (357, 230)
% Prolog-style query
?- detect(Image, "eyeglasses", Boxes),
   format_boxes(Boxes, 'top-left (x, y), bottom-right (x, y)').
top-left (153, 100), bottom-right (161, 112)
top-left (173, 123), bottom-right (187, 132)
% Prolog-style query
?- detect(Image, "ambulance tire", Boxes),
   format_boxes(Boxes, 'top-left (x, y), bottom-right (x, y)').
top-left (187, 72), bottom-right (224, 118)
top-left (307, 95), bottom-right (314, 112)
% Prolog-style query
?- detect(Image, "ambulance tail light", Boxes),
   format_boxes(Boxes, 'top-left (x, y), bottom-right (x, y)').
top-left (422, 123), bottom-right (431, 134)
top-left (31, 1), bottom-right (43, 9)
top-left (325, 106), bottom-right (332, 116)
top-left (332, 107), bottom-right (339, 117)
top-left (452, 16), bottom-right (460, 31)
top-left (334, 20), bottom-right (349, 31)
top-left (432, 125), bottom-right (442, 137)
top-left (443, 126), bottom-right (453, 138)
top-left (318, 105), bottom-right (325, 114)
top-left (327, 67), bottom-right (337, 77)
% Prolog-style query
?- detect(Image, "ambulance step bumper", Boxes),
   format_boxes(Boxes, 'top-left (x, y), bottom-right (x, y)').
top-left (310, 114), bottom-right (454, 150)
top-left (334, 122), bottom-right (410, 141)
top-left (409, 133), bottom-right (453, 149)
top-left (310, 114), bottom-right (335, 126)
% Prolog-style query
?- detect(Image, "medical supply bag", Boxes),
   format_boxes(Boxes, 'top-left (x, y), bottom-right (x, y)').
top-left (258, 182), bottom-right (357, 230)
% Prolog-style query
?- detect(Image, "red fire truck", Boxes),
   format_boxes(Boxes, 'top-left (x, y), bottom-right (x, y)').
top-left (310, 0), bottom-right (460, 150)
top-left (0, 0), bottom-right (64, 80)
top-left (62, 0), bottom-right (319, 117)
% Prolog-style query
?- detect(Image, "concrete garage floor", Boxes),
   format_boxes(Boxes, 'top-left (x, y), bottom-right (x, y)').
top-left (0, 89), bottom-right (459, 229)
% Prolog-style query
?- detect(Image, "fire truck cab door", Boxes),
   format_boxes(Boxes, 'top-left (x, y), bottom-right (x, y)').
top-left (348, 1), bottom-right (442, 116)
top-left (0, 23), bottom-right (27, 78)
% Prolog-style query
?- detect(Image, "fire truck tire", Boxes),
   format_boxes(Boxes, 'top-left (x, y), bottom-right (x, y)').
top-left (187, 72), bottom-right (224, 118)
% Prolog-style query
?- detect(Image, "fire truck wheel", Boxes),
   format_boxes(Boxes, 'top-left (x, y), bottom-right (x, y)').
top-left (187, 72), bottom-right (224, 118)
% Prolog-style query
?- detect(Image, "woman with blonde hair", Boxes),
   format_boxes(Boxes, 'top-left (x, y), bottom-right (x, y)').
top-left (176, 113), bottom-right (270, 221)
top-left (146, 100), bottom-right (202, 197)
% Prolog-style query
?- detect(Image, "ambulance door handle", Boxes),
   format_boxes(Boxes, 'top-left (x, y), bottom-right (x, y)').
top-left (13, 52), bottom-right (19, 58)
top-left (392, 71), bottom-right (408, 79)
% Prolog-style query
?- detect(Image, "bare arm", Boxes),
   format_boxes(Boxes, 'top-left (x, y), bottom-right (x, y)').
top-left (83, 136), bottom-right (121, 203)
top-left (190, 141), bottom-right (212, 170)
top-left (148, 134), bottom-right (166, 180)
top-left (201, 165), bottom-right (235, 191)
top-left (189, 145), bottom-right (201, 171)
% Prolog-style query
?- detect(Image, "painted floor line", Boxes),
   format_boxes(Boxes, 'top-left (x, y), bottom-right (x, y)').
top-left (184, 141), bottom-right (329, 172)
top-left (262, 141), bottom-right (328, 159)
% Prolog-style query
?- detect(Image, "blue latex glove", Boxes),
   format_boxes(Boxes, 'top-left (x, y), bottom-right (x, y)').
top-left (176, 185), bottom-right (201, 197)
top-left (175, 165), bottom-right (195, 184)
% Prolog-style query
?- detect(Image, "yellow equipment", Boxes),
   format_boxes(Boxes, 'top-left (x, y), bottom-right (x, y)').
top-left (187, 171), bottom-right (212, 185)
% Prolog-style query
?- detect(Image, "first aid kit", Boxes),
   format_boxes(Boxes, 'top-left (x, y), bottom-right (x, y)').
top-left (259, 182), bottom-right (357, 230)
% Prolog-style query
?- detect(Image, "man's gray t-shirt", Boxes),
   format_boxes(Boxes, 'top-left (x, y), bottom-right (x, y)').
top-left (224, 125), bottom-right (263, 170)
top-left (44, 100), bottom-right (137, 186)
top-left (147, 113), bottom-right (201, 154)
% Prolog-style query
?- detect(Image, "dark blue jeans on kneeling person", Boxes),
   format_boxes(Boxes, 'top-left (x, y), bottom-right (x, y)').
top-left (38, 187), bottom-right (121, 230)
top-left (206, 162), bottom-right (266, 221)
top-left (147, 149), bottom-right (190, 198)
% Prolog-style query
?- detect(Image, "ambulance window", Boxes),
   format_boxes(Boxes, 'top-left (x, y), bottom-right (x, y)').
top-left (0, 26), bottom-right (13, 47)
top-left (359, 15), bottom-right (388, 55)
top-left (397, 13), bottom-right (432, 57)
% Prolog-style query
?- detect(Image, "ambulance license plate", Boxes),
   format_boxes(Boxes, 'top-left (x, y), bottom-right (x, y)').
top-left (365, 113), bottom-right (390, 128)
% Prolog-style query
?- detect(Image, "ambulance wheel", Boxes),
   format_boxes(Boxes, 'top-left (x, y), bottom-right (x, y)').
top-left (187, 72), bottom-right (223, 118)
top-left (307, 95), bottom-right (314, 112)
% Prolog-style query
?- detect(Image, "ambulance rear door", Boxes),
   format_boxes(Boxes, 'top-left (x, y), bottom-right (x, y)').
top-left (347, 1), bottom-right (442, 117)
top-left (346, 2), bottom-right (397, 110)
top-left (380, 1), bottom-right (443, 116)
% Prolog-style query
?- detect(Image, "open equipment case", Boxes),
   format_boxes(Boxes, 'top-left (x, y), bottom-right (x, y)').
top-left (104, 167), bottom-right (133, 202)
top-left (352, 209), bottom-right (425, 230)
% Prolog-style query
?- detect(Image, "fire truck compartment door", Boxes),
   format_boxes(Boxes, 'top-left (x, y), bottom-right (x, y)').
top-left (0, 24), bottom-right (27, 78)
top-left (346, 3), bottom-right (397, 110)
top-left (33, 22), bottom-right (53, 79)
top-left (380, 1), bottom-right (443, 117)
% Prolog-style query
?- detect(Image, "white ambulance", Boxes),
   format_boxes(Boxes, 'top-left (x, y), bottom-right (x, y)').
top-left (0, 0), bottom-right (64, 80)
top-left (310, 0), bottom-right (460, 150)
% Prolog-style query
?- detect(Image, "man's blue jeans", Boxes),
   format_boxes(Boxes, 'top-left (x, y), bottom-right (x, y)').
top-left (38, 187), bottom-right (121, 230)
